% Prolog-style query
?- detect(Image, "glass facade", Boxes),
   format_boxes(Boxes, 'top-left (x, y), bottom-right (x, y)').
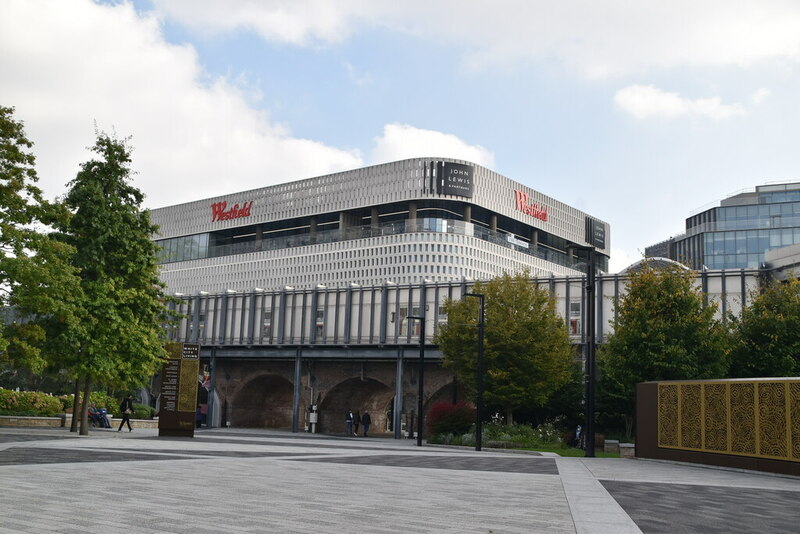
top-left (157, 215), bottom-right (608, 273)
top-left (672, 183), bottom-right (800, 269)
top-left (158, 233), bottom-right (210, 263)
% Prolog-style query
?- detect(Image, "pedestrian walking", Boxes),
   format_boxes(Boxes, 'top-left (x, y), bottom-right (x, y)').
top-left (353, 410), bottom-right (360, 436)
top-left (361, 411), bottom-right (371, 437)
top-left (345, 409), bottom-right (354, 436)
top-left (118, 395), bottom-right (134, 432)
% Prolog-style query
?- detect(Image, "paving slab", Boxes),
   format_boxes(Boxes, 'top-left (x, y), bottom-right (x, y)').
top-left (1, 427), bottom-right (798, 533)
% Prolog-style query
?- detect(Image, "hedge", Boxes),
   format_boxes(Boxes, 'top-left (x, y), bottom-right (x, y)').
top-left (0, 388), bottom-right (63, 417)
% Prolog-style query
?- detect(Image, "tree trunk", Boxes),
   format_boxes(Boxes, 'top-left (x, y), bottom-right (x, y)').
top-left (69, 378), bottom-right (81, 433)
top-left (506, 405), bottom-right (514, 426)
top-left (624, 415), bottom-right (634, 441)
top-left (79, 377), bottom-right (93, 436)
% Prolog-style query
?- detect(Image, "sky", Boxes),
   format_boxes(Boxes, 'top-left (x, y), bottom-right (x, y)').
top-left (2, 0), bottom-right (800, 273)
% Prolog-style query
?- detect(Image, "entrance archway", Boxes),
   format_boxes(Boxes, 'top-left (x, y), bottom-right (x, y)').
top-left (318, 377), bottom-right (393, 435)
top-left (427, 381), bottom-right (467, 408)
top-left (230, 374), bottom-right (294, 428)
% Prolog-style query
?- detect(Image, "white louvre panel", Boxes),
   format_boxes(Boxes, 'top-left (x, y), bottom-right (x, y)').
top-left (150, 158), bottom-right (609, 293)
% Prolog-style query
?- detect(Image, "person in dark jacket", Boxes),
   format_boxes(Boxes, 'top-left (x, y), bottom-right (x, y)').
top-left (118, 395), bottom-right (134, 432)
top-left (361, 411), bottom-right (371, 437)
top-left (345, 410), bottom-right (354, 436)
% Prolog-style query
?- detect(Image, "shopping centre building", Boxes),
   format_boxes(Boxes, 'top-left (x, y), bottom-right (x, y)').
top-left (148, 157), bottom-right (618, 434)
top-left (150, 158), bottom-right (610, 294)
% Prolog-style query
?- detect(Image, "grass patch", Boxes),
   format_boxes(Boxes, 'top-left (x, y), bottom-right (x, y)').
top-left (523, 445), bottom-right (620, 458)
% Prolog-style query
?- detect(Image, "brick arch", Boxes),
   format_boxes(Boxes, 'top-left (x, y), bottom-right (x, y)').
top-left (318, 377), bottom-right (393, 435)
top-left (423, 381), bottom-right (469, 436)
top-left (230, 373), bottom-right (294, 428)
top-left (426, 381), bottom-right (467, 409)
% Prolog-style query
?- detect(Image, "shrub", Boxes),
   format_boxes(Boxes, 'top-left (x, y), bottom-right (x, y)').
top-left (479, 421), bottom-right (564, 449)
top-left (131, 403), bottom-right (154, 419)
top-left (0, 388), bottom-right (63, 416)
top-left (58, 395), bottom-right (72, 412)
top-left (57, 392), bottom-right (117, 413)
top-left (429, 432), bottom-right (471, 446)
top-left (91, 392), bottom-right (117, 412)
top-left (427, 401), bottom-right (476, 435)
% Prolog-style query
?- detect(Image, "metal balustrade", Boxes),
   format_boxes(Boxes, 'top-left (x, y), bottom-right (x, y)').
top-left (166, 268), bottom-right (759, 351)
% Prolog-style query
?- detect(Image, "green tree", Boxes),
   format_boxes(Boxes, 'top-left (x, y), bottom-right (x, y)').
top-left (519, 361), bottom-right (584, 429)
top-left (436, 271), bottom-right (574, 424)
top-left (599, 261), bottom-right (729, 435)
top-left (59, 132), bottom-right (171, 434)
top-left (729, 276), bottom-right (800, 378)
top-left (0, 106), bottom-right (81, 374)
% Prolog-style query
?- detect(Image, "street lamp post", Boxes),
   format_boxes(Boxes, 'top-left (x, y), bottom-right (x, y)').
top-left (577, 247), bottom-right (597, 457)
top-left (464, 292), bottom-right (485, 452)
top-left (407, 314), bottom-right (425, 447)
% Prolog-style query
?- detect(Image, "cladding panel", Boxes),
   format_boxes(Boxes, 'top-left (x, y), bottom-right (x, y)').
top-left (657, 379), bottom-right (799, 463)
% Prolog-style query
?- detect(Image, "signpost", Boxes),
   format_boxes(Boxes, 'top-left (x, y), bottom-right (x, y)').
top-left (158, 342), bottom-right (200, 437)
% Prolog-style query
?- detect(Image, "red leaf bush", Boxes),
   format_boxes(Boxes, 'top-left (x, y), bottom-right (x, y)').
top-left (427, 401), bottom-right (476, 436)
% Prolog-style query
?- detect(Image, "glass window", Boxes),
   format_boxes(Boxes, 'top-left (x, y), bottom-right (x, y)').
top-left (734, 232), bottom-right (746, 254)
top-left (199, 233), bottom-right (209, 258)
top-left (315, 308), bottom-right (324, 338)
top-left (770, 230), bottom-right (782, 247)
top-left (783, 228), bottom-right (793, 246)
top-left (174, 238), bottom-right (184, 262)
top-left (263, 310), bottom-right (272, 339)
top-left (746, 230), bottom-right (759, 253)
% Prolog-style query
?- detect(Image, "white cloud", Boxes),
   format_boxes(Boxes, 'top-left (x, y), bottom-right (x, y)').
top-left (608, 248), bottom-right (643, 274)
top-left (752, 87), bottom-right (772, 104)
top-left (370, 124), bottom-right (495, 167)
top-left (153, 0), bottom-right (800, 78)
top-left (152, 0), bottom-right (364, 46)
top-left (614, 85), bottom-right (747, 121)
top-left (0, 0), bottom-right (362, 208)
top-left (343, 62), bottom-right (374, 87)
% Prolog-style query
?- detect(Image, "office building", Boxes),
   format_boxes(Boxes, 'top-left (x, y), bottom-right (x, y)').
top-left (646, 182), bottom-right (800, 270)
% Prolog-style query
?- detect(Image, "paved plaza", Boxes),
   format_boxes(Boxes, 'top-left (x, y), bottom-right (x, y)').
top-left (1, 427), bottom-right (799, 533)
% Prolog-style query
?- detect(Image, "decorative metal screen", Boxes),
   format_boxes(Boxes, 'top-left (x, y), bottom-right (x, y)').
top-left (657, 379), bottom-right (800, 463)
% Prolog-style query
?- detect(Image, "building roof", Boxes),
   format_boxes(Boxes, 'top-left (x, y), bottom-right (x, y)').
top-left (625, 257), bottom-right (691, 273)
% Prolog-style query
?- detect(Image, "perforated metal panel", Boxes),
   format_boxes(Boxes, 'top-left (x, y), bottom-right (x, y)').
top-left (150, 158), bottom-right (608, 293)
top-left (658, 379), bottom-right (800, 463)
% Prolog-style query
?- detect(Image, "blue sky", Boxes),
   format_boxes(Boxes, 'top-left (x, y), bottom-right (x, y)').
top-left (2, 0), bottom-right (800, 272)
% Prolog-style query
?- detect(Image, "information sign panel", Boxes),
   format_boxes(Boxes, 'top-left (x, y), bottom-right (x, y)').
top-left (158, 342), bottom-right (200, 437)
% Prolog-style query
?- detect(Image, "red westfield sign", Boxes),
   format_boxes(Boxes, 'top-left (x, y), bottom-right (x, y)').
top-left (514, 190), bottom-right (548, 222)
top-left (211, 200), bottom-right (253, 222)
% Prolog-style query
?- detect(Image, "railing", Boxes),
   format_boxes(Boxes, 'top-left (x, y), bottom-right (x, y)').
top-left (166, 268), bottom-right (759, 350)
